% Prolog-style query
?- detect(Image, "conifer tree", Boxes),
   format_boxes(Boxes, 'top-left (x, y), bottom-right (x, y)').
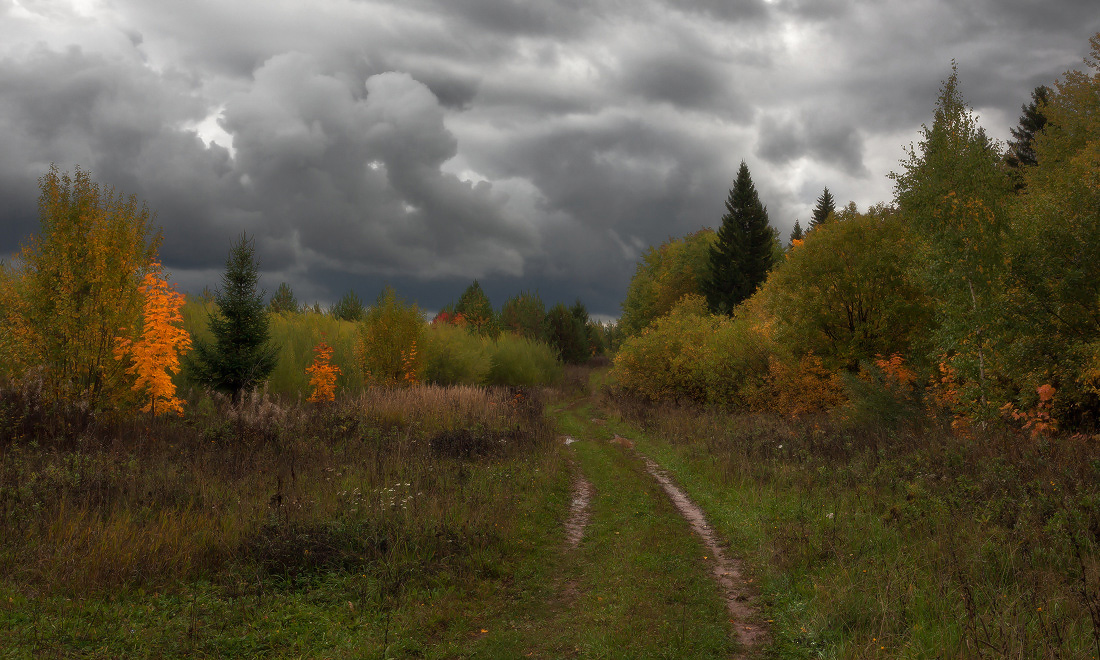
top-left (809, 187), bottom-right (836, 229)
top-left (455, 280), bottom-right (498, 337)
top-left (331, 290), bottom-right (365, 321)
top-left (704, 161), bottom-right (774, 314)
top-left (789, 219), bottom-right (804, 245)
top-left (187, 234), bottom-right (279, 404)
top-left (1006, 85), bottom-right (1049, 171)
top-left (268, 282), bottom-right (299, 314)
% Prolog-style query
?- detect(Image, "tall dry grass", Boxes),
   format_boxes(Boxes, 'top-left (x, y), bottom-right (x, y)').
top-left (0, 381), bottom-right (558, 597)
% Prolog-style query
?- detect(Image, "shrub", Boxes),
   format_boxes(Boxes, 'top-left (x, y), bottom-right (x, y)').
top-left (249, 308), bottom-right (360, 396)
top-left (422, 323), bottom-right (491, 386)
top-left (612, 294), bottom-right (724, 403)
top-left (358, 286), bottom-right (425, 387)
top-left (484, 335), bottom-right (562, 386)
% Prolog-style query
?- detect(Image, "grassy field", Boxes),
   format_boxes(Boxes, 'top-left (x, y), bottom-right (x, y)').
top-left (0, 370), bottom-right (744, 658)
top-left (4, 366), bottom-right (1099, 658)
top-left (597, 382), bottom-right (1100, 658)
top-left (0, 384), bottom-right (569, 657)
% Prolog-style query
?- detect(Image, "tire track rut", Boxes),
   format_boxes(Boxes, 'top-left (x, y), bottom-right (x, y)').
top-left (617, 434), bottom-right (768, 657)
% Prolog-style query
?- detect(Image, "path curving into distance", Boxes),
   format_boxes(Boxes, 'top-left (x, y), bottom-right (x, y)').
top-left (615, 434), bottom-right (769, 657)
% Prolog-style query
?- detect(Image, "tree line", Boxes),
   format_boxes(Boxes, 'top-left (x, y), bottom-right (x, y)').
top-left (615, 33), bottom-right (1100, 434)
top-left (0, 175), bottom-right (610, 417)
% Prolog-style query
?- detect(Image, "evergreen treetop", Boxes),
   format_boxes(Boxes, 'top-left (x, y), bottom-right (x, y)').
top-left (810, 187), bottom-right (836, 229)
top-left (455, 280), bottom-right (498, 337)
top-left (789, 219), bottom-right (805, 245)
top-left (331, 290), bottom-right (365, 322)
top-left (1006, 85), bottom-right (1050, 171)
top-left (268, 282), bottom-right (299, 314)
top-left (187, 234), bottom-right (279, 404)
top-left (703, 161), bottom-right (774, 315)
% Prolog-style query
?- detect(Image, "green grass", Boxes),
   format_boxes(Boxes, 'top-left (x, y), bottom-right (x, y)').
top-left (475, 401), bottom-right (735, 658)
top-left (0, 384), bottom-right (571, 657)
top-left (10, 364), bottom-right (1094, 657)
top-left (598, 388), bottom-right (1100, 659)
top-left (0, 376), bottom-right (739, 658)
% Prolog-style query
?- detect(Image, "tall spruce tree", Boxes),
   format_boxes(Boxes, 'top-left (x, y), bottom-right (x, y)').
top-left (809, 187), bottom-right (836, 229)
top-left (1006, 85), bottom-right (1049, 171)
top-left (188, 234), bottom-right (278, 404)
top-left (704, 161), bottom-right (774, 314)
top-left (1005, 85), bottom-right (1050, 192)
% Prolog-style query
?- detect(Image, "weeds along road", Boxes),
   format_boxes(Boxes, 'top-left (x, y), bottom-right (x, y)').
top-left (482, 396), bottom-right (767, 659)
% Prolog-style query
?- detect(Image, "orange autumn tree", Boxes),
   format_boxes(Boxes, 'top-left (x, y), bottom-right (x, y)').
top-left (2, 165), bottom-right (161, 409)
top-left (306, 341), bottom-right (341, 402)
top-left (115, 265), bottom-right (191, 416)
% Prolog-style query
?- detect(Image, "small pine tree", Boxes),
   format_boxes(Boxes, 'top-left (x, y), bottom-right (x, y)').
top-left (810, 187), bottom-right (836, 229)
top-left (789, 219), bottom-right (804, 245)
top-left (268, 282), bottom-right (299, 314)
top-left (187, 234), bottom-right (279, 404)
top-left (704, 161), bottom-right (775, 314)
top-left (455, 280), bottom-right (498, 337)
top-left (331, 290), bottom-right (365, 321)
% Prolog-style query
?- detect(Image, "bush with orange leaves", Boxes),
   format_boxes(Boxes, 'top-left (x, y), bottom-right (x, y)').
top-left (841, 353), bottom-right (926, 429)
top-left (306, 341), bottom-right (341, 402)
top-left (762, 353), bottom-right (846, 416)
top-left (999, 383), bottom-right (1057, 438)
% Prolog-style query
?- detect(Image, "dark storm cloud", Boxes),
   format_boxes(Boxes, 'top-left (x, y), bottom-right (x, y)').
top-left (621, 51), bottom-right (738, 111)
top-left (0, 45), bottom-right (212, 252)
top-left (1, 0), bottom-right (1099, 317)
top-left (756, 112), bottom-right (867, 176)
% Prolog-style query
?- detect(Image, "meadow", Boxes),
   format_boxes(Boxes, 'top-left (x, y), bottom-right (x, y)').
top-left (3, 364), bottom-right (1100, 658)
top-left (597, 384), bottom-right (1100, 658)
top-left (0, 381), bottom-right (569, 657)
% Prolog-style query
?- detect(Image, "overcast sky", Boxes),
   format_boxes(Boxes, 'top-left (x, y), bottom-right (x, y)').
top-left (1, 0), bottom-right (1097, 317)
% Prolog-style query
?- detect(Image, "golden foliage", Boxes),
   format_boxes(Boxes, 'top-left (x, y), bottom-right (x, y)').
top-left (763, 353), bottom-right (846, 416)
top-left (114, 266), bottom-right (192, 416)
top-left (2, 165), bottom-right (160, 409)
top-left (306, 341), bottom-right (341, 402)
top-left (358, 286), bottom-right (425, 388)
